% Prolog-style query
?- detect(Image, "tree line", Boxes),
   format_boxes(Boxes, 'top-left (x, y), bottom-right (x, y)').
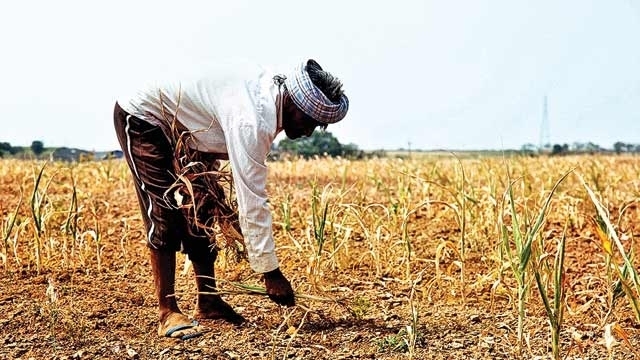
top-left (1, 136), bottom-right (372, 160)
top-left (521, 141), bottom-right (640, 156)
top-left (3, 137), bottom-right (640, 160)
top-left (0, 141), bottom-right (44, 157)
top-left (273, 131), bottom-right (377, 159)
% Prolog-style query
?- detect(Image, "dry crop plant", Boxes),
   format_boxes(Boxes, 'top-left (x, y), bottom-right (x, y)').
top-left (266, 157), bottom-right (439, 352)
top-left (3, 154), bottom-right (640, 358)
top-left (0, 159), bottom-right (141, 274)
top-left (491, 157), bottom-right (640, 358)
top-left (266, 155), bottom-right (640, 358)
top-left (269, 157), bottom-right (434, 282)
top-left (497, 162), bottom-right (571, 357)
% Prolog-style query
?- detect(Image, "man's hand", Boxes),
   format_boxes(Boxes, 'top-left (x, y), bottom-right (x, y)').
top-left (263, 268), bottom-right (295, 307)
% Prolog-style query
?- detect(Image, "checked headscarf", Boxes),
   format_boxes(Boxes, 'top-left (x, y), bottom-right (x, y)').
top-left (283, 60), bottom-right (349, 124)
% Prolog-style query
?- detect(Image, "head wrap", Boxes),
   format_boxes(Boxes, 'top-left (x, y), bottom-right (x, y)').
top-left (283, 61), bottom-right (349, 124)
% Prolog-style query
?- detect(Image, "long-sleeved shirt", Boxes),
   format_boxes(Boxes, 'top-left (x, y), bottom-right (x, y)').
top-left (117, 62), bottom-right (282, 273)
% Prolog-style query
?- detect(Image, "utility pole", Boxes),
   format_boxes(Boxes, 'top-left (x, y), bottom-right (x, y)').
top-left (539, 95), bottom-right (551, 152)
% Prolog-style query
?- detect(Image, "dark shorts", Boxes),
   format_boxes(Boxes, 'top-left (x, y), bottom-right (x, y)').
top-left (113, 102), bottom-right (219, 261)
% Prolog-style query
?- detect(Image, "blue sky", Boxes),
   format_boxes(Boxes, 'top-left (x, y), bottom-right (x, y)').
top-left (1, 0), bottom-right (639, 151)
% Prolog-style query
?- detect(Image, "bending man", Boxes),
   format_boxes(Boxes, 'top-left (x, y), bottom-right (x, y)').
top-left (113, 59), bottom-right (349, 340)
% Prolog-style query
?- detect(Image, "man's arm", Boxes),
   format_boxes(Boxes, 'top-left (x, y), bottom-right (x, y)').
top-left (224, 122), bottom-right (294, 306)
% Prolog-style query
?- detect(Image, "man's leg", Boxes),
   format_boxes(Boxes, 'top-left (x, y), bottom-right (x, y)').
top-left (181, 153), bottom-right (245, 325)
top-left (113, 103), bottom-right (205, 339)
top-left (149, 249), bottom-right (202, 337)
top-left (186, 246), bottom-right (245, 325)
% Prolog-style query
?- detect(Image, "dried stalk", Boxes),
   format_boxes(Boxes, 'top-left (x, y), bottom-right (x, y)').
top-left (157, 90), bottom-right (246, 262)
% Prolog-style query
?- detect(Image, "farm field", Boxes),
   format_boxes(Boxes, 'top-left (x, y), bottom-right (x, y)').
top-left (1, 155), bottom-right (640, 359)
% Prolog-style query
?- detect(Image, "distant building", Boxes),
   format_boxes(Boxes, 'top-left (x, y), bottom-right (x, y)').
top-left (50, 148), bottom-right (124, 162)
top-left (94, 150), bottom-right (124, 160)
top-left (50, 147), bottom-right (94, 162)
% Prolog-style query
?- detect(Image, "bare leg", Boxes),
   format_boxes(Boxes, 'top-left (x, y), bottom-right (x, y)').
top-left (191, 254), bottom-right (245, 325)
top-left (114, 106), bottom-right (206, 339)
top-left (151, 249), bottom-right (206, 338)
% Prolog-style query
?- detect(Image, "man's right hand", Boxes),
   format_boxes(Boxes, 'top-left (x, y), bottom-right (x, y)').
top-left (263, 268), bottom-right (295, 307)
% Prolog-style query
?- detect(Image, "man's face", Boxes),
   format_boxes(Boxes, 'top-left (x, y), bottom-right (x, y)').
top-left (282, 101), bottom-right (325, 139)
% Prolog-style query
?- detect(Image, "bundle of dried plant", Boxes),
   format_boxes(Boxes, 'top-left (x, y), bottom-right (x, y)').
top-left (158, 91), bottom-right (246, 263)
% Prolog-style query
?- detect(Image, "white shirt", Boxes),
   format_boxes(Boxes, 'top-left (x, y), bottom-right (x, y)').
top-left (118, 62), bottom-right (283, 274)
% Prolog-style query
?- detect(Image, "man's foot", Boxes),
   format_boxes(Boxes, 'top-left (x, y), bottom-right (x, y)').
top-left (194, 297), bottom-right (245, 325)
top-left (158, 312), bottom-right (208, 340)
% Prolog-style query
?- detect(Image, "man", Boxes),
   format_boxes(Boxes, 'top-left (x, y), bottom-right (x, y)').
top-left (113, 59), bottom-right (349, 340)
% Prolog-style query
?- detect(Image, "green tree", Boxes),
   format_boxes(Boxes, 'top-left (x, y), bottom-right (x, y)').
top-left (278, 131), bottom-right (344, 158)
top-left (0, 142), bottom-right (10, 157)
top-left (31, 140), bottom-right (45, 156)
top-left (625, 143), bottom-right (635, 153)
top-left (551, 143), bottom-right (569, 156)
top-left (342, 143), bottom-right (364, 159)
top-left (614, 141), bottom-right (626, 154)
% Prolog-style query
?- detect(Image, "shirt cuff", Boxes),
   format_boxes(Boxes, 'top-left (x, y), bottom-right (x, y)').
top-left (248, 252), bottom-right (279, 273)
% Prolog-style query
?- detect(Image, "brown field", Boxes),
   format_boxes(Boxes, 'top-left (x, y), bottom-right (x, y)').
top-left (1, 155), bottom-right (640, 359)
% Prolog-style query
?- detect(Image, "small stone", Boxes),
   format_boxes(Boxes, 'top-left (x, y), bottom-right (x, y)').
top-left (224, 351), bottom-right (240, 359)
top-left (479, 336), bottom-right (495, 350)
top-left (126, 347), bottom-right (139, 359)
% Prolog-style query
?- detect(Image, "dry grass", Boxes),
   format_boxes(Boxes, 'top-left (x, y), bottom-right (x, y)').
top-left (1, 154), bottom-right (640, 359)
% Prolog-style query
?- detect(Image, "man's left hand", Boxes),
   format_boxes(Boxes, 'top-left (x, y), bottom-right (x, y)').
top-left (263, 268), bottom-right (295, 307)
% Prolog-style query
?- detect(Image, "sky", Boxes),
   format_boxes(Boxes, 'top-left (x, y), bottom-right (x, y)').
top-left (1, 0), bottom-right (639, 151)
